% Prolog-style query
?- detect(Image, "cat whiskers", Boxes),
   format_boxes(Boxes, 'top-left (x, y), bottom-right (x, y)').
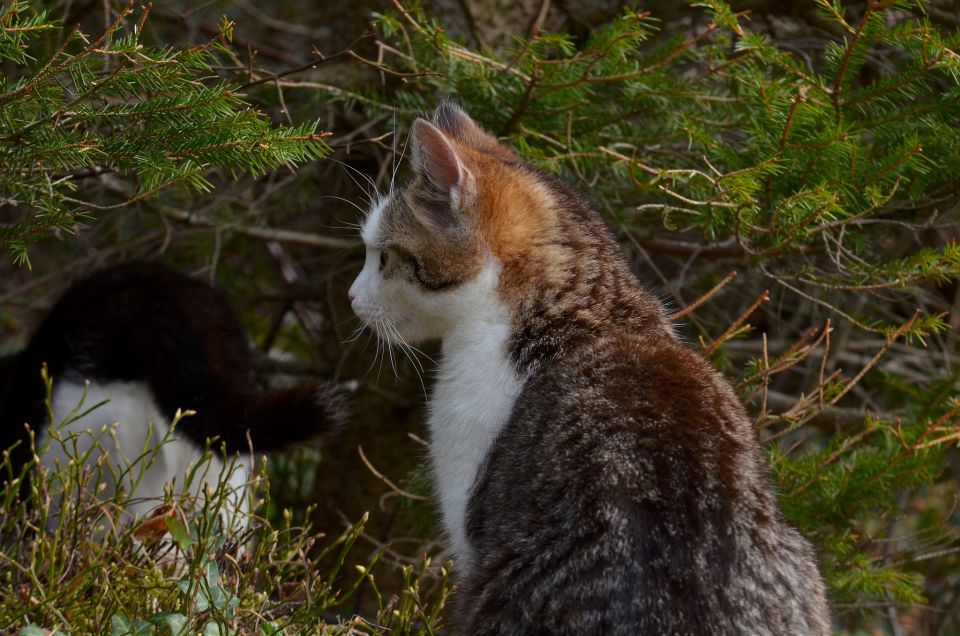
top-left (380, 316), bottom-right (429, 396)
top-left (390, 115), bottom-right (398, 190)
top-left (366, 316), bottom-right (387, 379)
top-left (317, 215), bottom-right (365, 234)
top-left (344, 321), bottom-right (368, 344)
top-left (329, 158), bottom-right (382, 209)
top-left (335, 217), bottom-right (364, 230)
top-left (385, 321), bottom-right (434, 371)
top-left (362, 315), bottom-right (397, 383)
top-left (377, 317), bottom-right (399, 381)
top-left (389, 122), bottom-right (411, 197)
top-left (358, 313), bottom-right (430, 395)
top-left (314, 194), bottom-right (368, 216)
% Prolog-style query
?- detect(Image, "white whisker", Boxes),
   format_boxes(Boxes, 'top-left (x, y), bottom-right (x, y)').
top-left (383, 317), bottom-right (428, 397)
top-left (390, 123), bottom-right (412, 196)
top-left (333, 216), bottom-right (364, 229)
top-left (366, 319), bottom-right (384, 377)
top-left (329, 158), bottom-right (381, 205)
top-left (355, 325), bottom-right (374, 358)
top-left (384, 318), bottom-right (426, 374)
top-left (315, 194), bottom-right (368, 215)
top-left (345, 322), bottom-right (368, 343)
top-left (386, 334), bottom-right (398, 378)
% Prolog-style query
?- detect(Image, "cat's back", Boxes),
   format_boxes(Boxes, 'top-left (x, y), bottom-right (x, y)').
top-left (463, 333), bottom-right (830, 636)
top-left (28, 261), bottom-right (247, 374)
top-left (3, 260), bottom-right (346, 515)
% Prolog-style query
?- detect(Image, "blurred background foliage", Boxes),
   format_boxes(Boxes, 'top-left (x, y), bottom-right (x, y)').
top-left (2, 0), bottom-right (960, 633)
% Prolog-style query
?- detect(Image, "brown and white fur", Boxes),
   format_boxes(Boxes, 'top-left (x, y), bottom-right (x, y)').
top-left (348, 102), bottom-right (830, 635)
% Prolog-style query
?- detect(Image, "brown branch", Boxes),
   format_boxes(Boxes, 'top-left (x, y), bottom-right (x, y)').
top-left (669, 271), bottom-right (738, 320)
top-left (913, 404), bottom-right (960, 449)
top-left (827, 309), bottom-right (920, 409)
top-left (344, 49), bottom-right (441, 79)
top-left (637, 237), bottom-right (745, 259)
top-left (861, 143), bottom-right (923, 190)
top-left (0, 1), bottom-right (135, 108)
top-left (538, 12), bottom-right (723, 93)
top-left (389, 0), bottom-right (532, 81)
top-left (238, 30), bottom-right (375, 90)
top-left (153, 8), bottom-right (299, 65)
top-left (778, 90), bottom-right (806, 151)
top-left (501, 74), bottom-right (539, 135)
top-left (154, 204), bottom-right (358, 250)
top-left (704, 289), bottom-right (770, 356)
top-left (763, 267), bottom-right (885, 333)
top-left (829, 0), bottom-right (900, 115)
top-left (357, 445), bottom-right (428, 502)
top-left (762, 390), bottom-right (889, 428)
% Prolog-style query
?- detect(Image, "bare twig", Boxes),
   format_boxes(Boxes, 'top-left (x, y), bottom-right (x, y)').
top-left (154, 204), bottom-right (358, 250)
top-left (704, 290), bottom-right (770, 356)
top-left (357, 445), bottom-right (428, 502)
top-left (669, 271), bottom-right (738, 320)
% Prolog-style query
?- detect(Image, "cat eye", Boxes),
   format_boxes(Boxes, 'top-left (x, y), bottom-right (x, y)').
top-left (378, 251), bottom-right (388, 271)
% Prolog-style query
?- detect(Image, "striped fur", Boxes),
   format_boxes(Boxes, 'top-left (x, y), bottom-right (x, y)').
top-left (348, 102), bottom-right (830, 635)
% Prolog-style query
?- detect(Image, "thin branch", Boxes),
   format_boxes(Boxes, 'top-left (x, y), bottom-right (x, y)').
top-left (669, 271), bottom-right (738, 320)
top-left (154, 204), bottom-right (359, 250)
top-left (357, 445), bottom-right (428, 502)
top-left (704, 289), bottom-right (770, 356)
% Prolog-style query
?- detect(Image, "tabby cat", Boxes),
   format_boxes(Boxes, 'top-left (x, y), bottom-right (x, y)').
top-left (348, 102), bottom-right (830, 635)
top-left (0, 262), bottom-right (346, 522)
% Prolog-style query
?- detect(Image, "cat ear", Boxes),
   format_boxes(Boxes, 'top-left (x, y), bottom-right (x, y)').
top-left (411, 118), bottom-right (475, 216)
top-left (432, 101), bottom-right (514, 159)
top-left (433, 102), bottom-right (483, 142)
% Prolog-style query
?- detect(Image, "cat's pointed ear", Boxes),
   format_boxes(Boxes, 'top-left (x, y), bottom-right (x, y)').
top-left (411, 118), bottom-right (475, 218)
top-left (432, 101), bottom-right (514, 159)
top-left (433, 102), bottom-right (483, 142)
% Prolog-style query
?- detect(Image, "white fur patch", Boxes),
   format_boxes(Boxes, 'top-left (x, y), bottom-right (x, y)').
top-left (351, 194), bottom-right (523, 575)
top-left (39, 379), bottom-right (251, 530)
top-left (361, 196), bottom-right (388, 245)
top-left (425, 262), bottom-right (522, 573)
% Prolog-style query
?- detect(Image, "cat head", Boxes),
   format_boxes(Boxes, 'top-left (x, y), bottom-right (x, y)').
top-left (348, 102), bottom-right (575, 345)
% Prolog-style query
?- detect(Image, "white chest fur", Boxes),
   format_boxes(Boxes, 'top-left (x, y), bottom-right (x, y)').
top-left (40, 379), bottom-right (251, 530)
top-left (427, 311), bottom-right (522, 574)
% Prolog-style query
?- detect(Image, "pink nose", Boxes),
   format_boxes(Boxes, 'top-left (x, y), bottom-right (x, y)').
top-left (348, 291), bottom-right (356, 303)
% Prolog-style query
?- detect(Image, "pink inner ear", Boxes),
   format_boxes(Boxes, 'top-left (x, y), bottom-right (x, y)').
top-left (413, 119), bottom-right (465, 194)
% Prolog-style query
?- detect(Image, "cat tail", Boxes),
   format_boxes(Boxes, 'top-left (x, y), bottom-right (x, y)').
top-left (185, 382), bottom-right (350, 453)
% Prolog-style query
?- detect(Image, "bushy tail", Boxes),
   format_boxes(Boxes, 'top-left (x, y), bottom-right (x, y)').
top-left (180, 382), bottom-right (349, 453)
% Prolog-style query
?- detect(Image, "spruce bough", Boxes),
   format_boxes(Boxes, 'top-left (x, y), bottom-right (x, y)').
top-left (0, 1), bottom-right (329, 267)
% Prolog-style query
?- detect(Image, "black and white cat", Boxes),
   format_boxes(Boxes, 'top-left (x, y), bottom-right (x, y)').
top-left (0, 261), bottom-right (346, 523)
